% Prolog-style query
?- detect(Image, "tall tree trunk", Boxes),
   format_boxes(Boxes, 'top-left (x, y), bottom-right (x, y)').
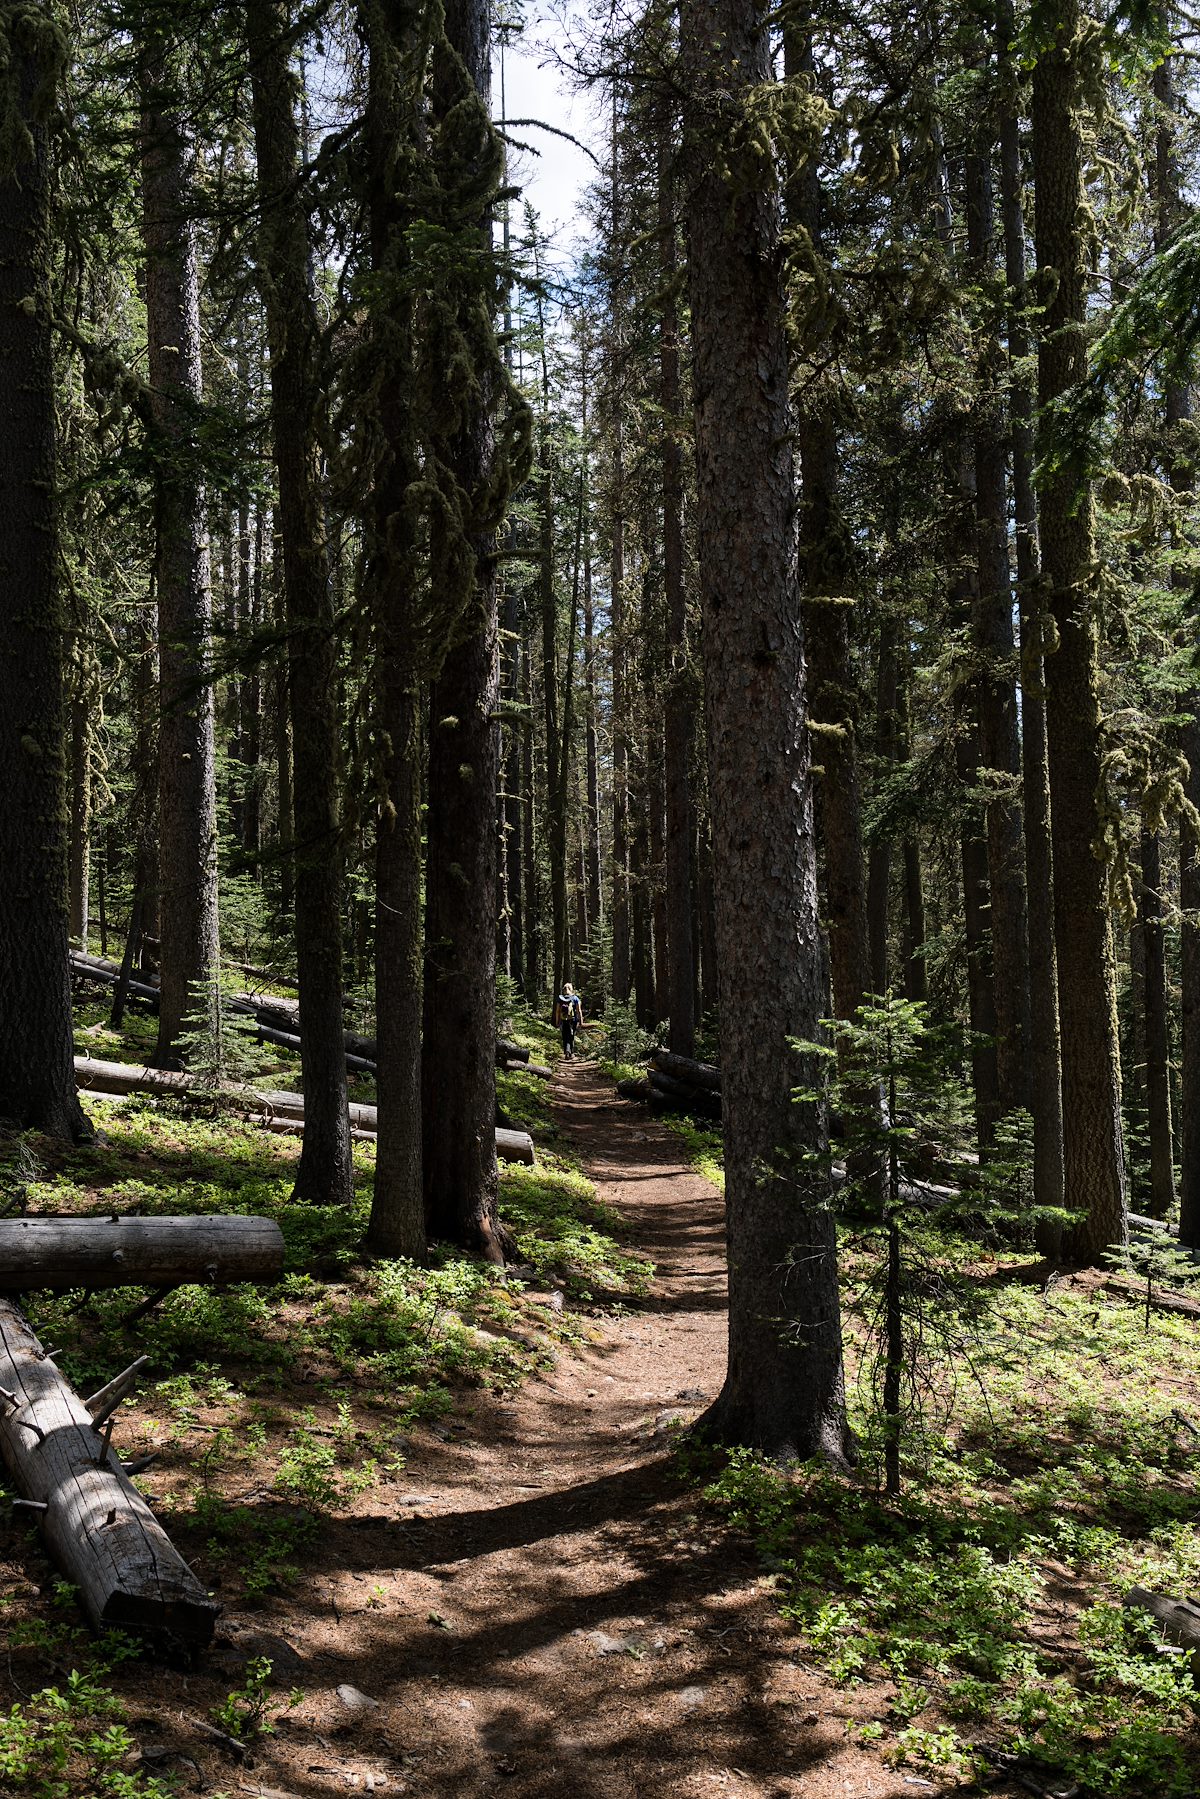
top-left (0, 28), bottom-right (89, 1142)
top-left (361, 0), bottom-right (426, 1262)
top-left (540, 458), bottom-right (568, 998)
top-left (420, 0), bottom-right (511, 1260)
top-left (682, 0), bottom-right (850, 1463)
top-left (608, 105), bottom-right (632, 1008)
top-left (1032, 0), bottom-right (1127, 1260)
top-left (243, 505), bottom-right (264, 867)
top-left (1149, 33), bottom-right (1200, 1246)
top-left (141, 34), bottom-right (220, 1067)
top-left (247, 0), bottom-right (353, 1209)
top-left (786, 20), bottom-right (871, 1033)
top-left (659, 121), bottom-right (696, 1057)
top-left (582, 541), bottom-right (602, 947)
top-left (867, 618), bottom-right (899, 993)
top-left (966, 114), bottom-right (1031, 1121)
top-left (997, 0), bottom-right (1065, 1233)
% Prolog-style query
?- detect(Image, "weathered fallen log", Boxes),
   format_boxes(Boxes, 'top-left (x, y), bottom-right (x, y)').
top-left (646, 1069), bottom-right (722, 1120)
top-left (0, 1215), bottom-right (284, 1295)
top-left (0, 1298), bottom-right (218, 1646)
top-left (495, 1128), bottom-right (535, 1166)
top-left (497, 1040), bottom-right (530, 1065)
top-left (650, 1049), bottom-right (722, 1093)
top-left (75, 1058), bottom-right (535, 1165)
top-left (1124, 1588), bottom-right (1200, 1671)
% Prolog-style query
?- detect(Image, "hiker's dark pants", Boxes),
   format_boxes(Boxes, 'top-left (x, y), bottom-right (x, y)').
top-left (561, 1020), bottom-right (577, 1055)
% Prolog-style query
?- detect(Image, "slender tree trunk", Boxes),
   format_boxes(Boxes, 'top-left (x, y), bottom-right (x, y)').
top-left (247, 0), bottom-right (353, 1208)
top-left (243, 505), bottom-right (264, 867)
top-left (659, 121), bottom-right (696, 1056)
top-left (997, 2), bottom-right (1065, 1235)
top-left (683, 0), bottom-right (851, 1463)
top-left (966, 118), bottom-right (1031, 1120)
top-left (0, 32), bottom-right (90, 1141)
top-left (582, 543), bottom-right (602, 945)
top-left (141, 34), bottom-right (220, 1067)
top-left (608, 105), bottom-right (632, 1008)
top-left (68, 690), bottom-right (91, 947)
top-left (786, 20), bottom-right (871, 1033)
top-left (1138, 831), bottom-right (1176, 1219)
top-left (1032, 1), bottom-right (1127, 1260)
top-left (867, 619), bottom-right (899, 994)
top-left (505, 628), bottom-right (525, 989)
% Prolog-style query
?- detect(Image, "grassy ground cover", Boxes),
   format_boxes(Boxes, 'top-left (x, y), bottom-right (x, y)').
top-left (0, 1031), bottom-right (651, 1796)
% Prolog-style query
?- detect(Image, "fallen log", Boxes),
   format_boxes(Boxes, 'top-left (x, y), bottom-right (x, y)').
top-left (1124, 1588), bottom-right (1200, 1671)
top-left (497, 1040), bottom-right (531, 1065)
top-left (1102, 1278), bottom-right (1200, 1320)
top-left (255, 1022), bottom-right (377, 1078)
top-left (650, 1049), bottom-right (722, 1094)
top-left (0, 1215), bottom-right (284, 1295)
top-left (495, 1128), bottom-right (536, 1166)
top-left (646, 1069), bottom-right (722, 1120)
top-left (0, 1298), bottom-right (218, 1646)
top-left (74, 1058), bottom-right (534, 1165)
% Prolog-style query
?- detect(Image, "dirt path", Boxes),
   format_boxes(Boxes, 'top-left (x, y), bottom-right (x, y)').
top-left (202, 1062), bottom-right (941, 1798)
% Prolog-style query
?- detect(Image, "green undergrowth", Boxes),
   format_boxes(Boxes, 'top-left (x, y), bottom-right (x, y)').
top-left (8, 1096), bottom-right (644, 1604)
top-left (665, 1117), bottom-right (725, 1192)
top-left (684, 1256), bottom-right (1200, 1796)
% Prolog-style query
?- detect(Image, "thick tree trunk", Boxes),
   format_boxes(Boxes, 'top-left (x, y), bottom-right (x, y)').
top-left (0, 40), bottom-right (90, 1143)
top-left (246, 0), bottom-right (353, 1209)
top-left (683, 0), bottom-right (850, 1463)
top-left (421, 0), bottom-right (505, 1258)
top-left (362, 2), bottom-right (426, 1262)
top-left (141, 35), bottom-right (220, 1068)
top-left (1032, 2), bottom-right (1127, 1260)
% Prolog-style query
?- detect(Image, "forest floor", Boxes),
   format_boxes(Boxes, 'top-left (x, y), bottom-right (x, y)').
top-left (139, 1054), bottom-right (968, 1799)
top-left (3, 1041), bottom-right (1200, 1798)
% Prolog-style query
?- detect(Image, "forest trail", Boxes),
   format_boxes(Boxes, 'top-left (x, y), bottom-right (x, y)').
top-left (212, 1059), bottom-right (936, 1799)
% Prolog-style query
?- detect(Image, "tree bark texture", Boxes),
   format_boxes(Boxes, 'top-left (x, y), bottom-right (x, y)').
top-left (362, 0), bottom-right (426, 1262)
top-left (1032, 1), bottom-right (1127, 1260)
top-left (997, 3), bottom-right (1065, 1230)
top-left (0, 1214), bottom-right (283, 1293)
top-left (421, 0), bottom-right (505, 1259)
top-left (0, 1299), bottom-right (217, 1646)
top-left (141, 35), bottom-right (220, 1068)
top-left (683, 0), bottom-right (851, 1463)
top-left (247, 0), bottom-right (353, 1209)
top-left (0, 41), bottom-right (90, 1142)
top-left (659, 122), bottom-right (696, 1057)
top-left (966, 118), bottom-right (1031, 1120)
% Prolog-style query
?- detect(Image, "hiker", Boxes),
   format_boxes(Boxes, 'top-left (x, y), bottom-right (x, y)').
top-left (554, 983), bottom-right (584, 1059)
